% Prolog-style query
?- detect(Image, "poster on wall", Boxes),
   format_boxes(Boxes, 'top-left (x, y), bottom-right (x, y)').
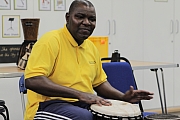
top-left (2, 15), bottom-right (20, 38)
top-left (14, 0), bottom-right (27, 10)
top-left (39, 0), bottom-right (51, 11)
top-left (54, 0), bottom-right (66, 11)
top-left (0, 0), bottom-right (11, 10)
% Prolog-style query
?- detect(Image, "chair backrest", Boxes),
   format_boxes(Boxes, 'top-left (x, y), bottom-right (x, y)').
top-left (102, 62), bottom-right (137, 94)
top-left (19, 75), bottom-right (27, 117)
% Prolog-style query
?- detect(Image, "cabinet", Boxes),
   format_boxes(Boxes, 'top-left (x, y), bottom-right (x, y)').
top-left (143, 0), bottom-right (180, 109)
top-left (174, 0), bottom-right (180, 106)
top-left (91, 0), bottom-right (144, 61)
top-left (143, 0), bottom-right (174, 109)
top-left (111, 0), bottom-right (144, 61)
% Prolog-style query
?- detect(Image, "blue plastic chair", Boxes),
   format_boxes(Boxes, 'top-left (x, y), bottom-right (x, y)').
top-left (102, 61), bottom-right (156, 118)
top-left (19, 75), bottom-right (27, 116)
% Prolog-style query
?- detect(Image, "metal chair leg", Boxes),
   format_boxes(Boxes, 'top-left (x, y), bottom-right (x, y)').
top-left (0, 107), bottom-right (7, 120)
top-left (2, 105), bottom-right (9, 120)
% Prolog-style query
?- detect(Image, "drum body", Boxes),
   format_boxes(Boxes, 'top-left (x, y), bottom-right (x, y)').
top-left (89, 99), bottom-right (142, 120)
top-left (21, 18), bottom-right (40, 40)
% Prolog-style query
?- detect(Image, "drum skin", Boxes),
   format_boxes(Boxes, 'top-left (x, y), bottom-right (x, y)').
top-left (89, 99), bottom-right (142, 120)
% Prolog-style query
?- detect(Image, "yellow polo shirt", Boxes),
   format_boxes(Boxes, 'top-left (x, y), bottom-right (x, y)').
top-left (24, 25), bottom-right (107, 120)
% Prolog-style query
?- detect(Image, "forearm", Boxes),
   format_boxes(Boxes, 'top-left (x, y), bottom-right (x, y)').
top-left (25, 76), bottom-right (84, 99)
top-left (94, 81), bottom-right (125, 101)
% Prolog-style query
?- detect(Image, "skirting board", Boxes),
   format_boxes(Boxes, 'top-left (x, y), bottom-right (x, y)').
top-left (145, 106), bottom-right (180, 113)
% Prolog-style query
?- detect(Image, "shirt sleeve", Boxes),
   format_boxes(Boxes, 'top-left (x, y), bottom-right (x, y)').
top-left (25, 32), bottom-right (59, 79)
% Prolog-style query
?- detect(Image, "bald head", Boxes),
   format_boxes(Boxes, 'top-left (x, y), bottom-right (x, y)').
top-left (68, 0), bottom-right (94, 14)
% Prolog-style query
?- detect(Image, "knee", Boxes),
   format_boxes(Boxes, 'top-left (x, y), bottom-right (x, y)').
top-left (73, 109), bottom-right (93, 120)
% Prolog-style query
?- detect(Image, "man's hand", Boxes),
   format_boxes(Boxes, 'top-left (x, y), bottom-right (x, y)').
top-left (78, 92), bottom-right (112, 106)
top-left (123, 86), bottom-right (154, 103)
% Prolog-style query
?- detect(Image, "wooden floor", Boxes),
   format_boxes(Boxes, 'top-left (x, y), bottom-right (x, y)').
top-left (169, 112), bottom-right (180, 117)
top-left (145, 107), bottom-right (180, 116)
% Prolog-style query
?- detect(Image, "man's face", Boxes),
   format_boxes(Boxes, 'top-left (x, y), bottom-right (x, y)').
top-left (66, 4), bottom-right (96, 45)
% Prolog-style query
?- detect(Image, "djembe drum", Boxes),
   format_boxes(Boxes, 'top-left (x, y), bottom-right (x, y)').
top-left (89, 99), bottom-right (142, 120)
top-left (21, 18), bottom-right (40, 40)
top-left (17, 18), bottom-right (40, 69)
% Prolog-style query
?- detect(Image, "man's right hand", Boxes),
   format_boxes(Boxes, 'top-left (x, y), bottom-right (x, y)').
top-left (78, 92), bottom-right (112, 106)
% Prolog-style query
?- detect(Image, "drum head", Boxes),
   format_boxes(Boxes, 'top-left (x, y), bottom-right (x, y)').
top-left (90, 99), bottom-right (141, 118)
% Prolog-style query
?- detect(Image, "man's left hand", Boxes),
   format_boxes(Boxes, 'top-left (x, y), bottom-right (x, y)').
top-left (123, 86), bottom-right (154, 103)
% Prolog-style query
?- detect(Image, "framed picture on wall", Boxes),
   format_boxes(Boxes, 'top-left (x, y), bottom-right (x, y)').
top-left (2, 15), bottom-right (20, 38)
top-left (0, 0), bottom-right (11, 10)
top-left (54, 0), bottom-right (66, 11)
top-left (39, 0), bottom-right (51, 11)
top-left (14, 0), bottom-right (27, 10)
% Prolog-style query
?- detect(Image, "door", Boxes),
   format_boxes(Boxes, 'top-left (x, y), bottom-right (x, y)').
top-left (143, 0), bottom-right (174, 109)
top-left (111, 0), bottom-right (144, 61)
top-left (174, 0), bottom-right (180, 106)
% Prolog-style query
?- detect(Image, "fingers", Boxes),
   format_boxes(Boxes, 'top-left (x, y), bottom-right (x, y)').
top-left (130, 86), bottom-right (134, 91)
top-left (133, 90), bottom-right (154, 96)
top-left (96, 99), bottom-right (112, 106)
top-left (136, 95), bottom-right (153, 100)
top-left (134, 91), bottom-right (154, 100)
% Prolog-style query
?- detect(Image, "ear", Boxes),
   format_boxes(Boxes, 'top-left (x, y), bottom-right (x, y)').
top-left (65, 12), bottom-right (70, 24)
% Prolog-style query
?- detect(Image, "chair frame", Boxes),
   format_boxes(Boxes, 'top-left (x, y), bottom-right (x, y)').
top-left (0, 100), bottom-right (9, 120)
top-left (0, 106), bottom-right (6, 120)
top-left (19, 75), bottom-right (27, 116)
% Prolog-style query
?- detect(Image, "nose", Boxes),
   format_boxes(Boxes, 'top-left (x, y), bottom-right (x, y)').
top-left (82, 18), bottom-right (91, 25)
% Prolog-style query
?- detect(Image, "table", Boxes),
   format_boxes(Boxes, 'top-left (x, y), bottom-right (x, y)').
top-left (131, 60), bottom-right (179, 70)
top-left (131, 60), bottom-right (179, 114)
top-left (0, 66), bottom-right (24, 78)
top-left (0, 61), bottom-right (179, 78)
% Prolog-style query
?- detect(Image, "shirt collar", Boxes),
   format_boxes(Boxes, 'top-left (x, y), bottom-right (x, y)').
top-left (63, 25), bottom-right (87, 49)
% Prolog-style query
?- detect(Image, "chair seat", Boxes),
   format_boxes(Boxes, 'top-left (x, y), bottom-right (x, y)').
top-left (143, 111), bottom-right (157, 117)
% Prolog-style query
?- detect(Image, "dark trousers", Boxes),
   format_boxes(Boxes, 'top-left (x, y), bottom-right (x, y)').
top-left (34, 99), bottom-right (93, 120)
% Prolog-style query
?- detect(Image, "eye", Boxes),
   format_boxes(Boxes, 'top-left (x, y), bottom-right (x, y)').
top-left (89, 17), bottom-right (96, 22)
top-left (75, 14), bottom-right (84, 19)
